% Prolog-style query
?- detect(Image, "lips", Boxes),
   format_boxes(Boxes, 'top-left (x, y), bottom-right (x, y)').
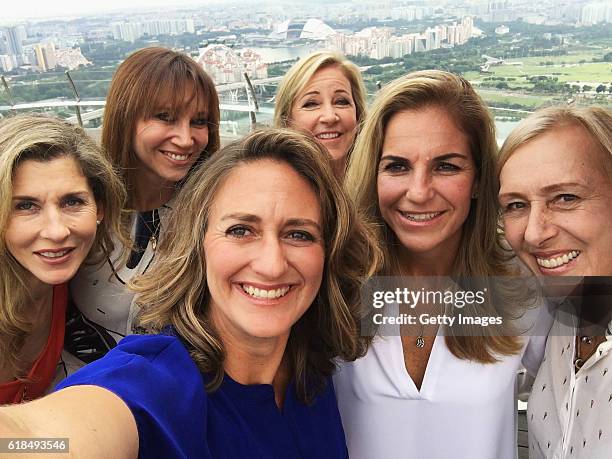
top-left (399, 211), bottom-right (443, 222)
top-left (241, 283), bottom-right (291, 299)
top-left (315, 132), bottom-right (342, 140)
top-left (34, 247), bottom-right (75, 262)
top-left (235, 282), bottom-right (294, 302)
top-left (160, 150), bottom-right (192, 162)
top-left (534, 250), bottom-right (580, 269)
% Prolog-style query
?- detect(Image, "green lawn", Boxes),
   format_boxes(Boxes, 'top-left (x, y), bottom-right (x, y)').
top-left (467, 47), bottom-right (612, 87)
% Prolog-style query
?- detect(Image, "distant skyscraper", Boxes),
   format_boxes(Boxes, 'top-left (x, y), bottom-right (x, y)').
top-left (34, 42), bottom-right (57, 72)
top-left (5, 26), bottom-right (25, 56)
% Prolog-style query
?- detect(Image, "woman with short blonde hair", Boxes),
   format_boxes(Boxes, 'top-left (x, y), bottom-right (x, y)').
top-left (498, 105), bottom-right (612, 459)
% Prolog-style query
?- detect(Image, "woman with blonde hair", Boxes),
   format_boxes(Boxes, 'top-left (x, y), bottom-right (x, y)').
top-left (334, 70), bottom-right (547, 458)
top-left (70, 47), bottom-right (220, 357)
top-left (0, 114), bottom-right (125, 404)
top-left (274, 50), bottom-right (367, 176)
top-left (498, 106), bottom-right (612, 459)
top-left (0, 128), bottom-right (381, 458)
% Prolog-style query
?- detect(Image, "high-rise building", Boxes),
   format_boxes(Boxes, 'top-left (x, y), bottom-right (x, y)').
top-left (33, 42), bottom-right (57, 72)
top-left (5, 26), bottom-right (26, 57)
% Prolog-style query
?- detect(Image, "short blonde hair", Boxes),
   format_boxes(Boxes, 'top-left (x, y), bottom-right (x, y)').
top-left (498, 105), bottom-right (612, 177)
top-left (0, 114), bottom-right (126, 377)
top-left (273, 51), bottom-right (367, 148)
top-left (133, 128), bottom-right (382, 402)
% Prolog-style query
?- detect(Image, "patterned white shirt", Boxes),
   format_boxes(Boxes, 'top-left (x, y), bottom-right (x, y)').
top-left (528, 303), bottom-right (612, 459)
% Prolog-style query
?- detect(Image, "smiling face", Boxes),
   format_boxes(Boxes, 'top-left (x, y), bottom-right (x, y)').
top-left (290, 65), bottom-right (357, 163)
top-left (133, 89), bottom-right (209, 190)
top-left (377, 106), bottom-right (477, 267)
top-left (203, 159), bottom-right (325, 344)
top-left (499, 123), bottom-right (612, 277)
top-left (5, 156), bottom-right (102, 288)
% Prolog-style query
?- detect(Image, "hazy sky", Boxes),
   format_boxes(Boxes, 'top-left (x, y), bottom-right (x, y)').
top-left (2, 0), bottom-right (227, 21)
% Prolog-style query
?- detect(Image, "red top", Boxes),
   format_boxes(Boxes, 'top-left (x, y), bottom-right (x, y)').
top-left (0, 283), bottom-right (67, 404)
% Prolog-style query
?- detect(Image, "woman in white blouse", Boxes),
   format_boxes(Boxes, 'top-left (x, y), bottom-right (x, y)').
top-left (498, 106), bottom-right (612, 459)
top-left (334, 70), bottom-right (548, 459)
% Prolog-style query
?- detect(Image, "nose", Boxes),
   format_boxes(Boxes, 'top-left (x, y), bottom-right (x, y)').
top-left (523, 203), bottom-right (558, 248)
top-left (319, 104), bottom-right (339, 124)
top-left (250, 235), bottom-right (289, 280)
top-left (404, 169), bottom-right (434, 204)
top-left (40, 208), bottom-right (70, 242)
top-left (172, 119), bottom-right (195, 150)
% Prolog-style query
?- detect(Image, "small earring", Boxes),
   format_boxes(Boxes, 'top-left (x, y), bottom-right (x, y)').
top-left (471, 192), bottom-right (478, 199)
top-left (96, 220), bottom-right (101, 225)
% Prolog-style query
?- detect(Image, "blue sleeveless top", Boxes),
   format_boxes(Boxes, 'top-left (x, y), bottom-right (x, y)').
top-left (56, 334), bottom-right (348, 459)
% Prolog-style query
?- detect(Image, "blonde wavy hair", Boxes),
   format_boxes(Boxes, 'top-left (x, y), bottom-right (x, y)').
top-left (273, 51), bottom-right (367, 154)
top-left (498, 105), bottom-right (612, 176)
top-left (345, 70), bottom-right (522, 362)
top-left (0, 114), bottom-right (127, 377)
top-left (133, 128), bottom-right (382, 402)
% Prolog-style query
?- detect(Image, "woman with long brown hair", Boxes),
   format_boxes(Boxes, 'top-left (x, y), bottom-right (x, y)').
top-left (69, 47), bottom-right (220, 359)
top-left (334, 70), bottom-right (547, 459)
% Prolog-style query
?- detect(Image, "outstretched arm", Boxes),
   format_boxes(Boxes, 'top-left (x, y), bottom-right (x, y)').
top-left (0, 386), bottom-right (138, 459)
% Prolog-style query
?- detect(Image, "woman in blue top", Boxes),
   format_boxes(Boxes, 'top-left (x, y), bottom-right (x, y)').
top-left (0, 128), bottom-right (382, 459)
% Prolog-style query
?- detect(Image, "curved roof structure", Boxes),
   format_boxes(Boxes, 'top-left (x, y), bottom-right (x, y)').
top-left (270, 18), bottom-right (335, 40)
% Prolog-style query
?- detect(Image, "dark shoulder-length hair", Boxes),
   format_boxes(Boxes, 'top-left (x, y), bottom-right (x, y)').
top-left (102, 46), bottom-right (221, 209)
top-left (132, 128), bottom-right (382, 402)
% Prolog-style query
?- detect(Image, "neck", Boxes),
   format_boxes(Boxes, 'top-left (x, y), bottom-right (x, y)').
top-left (399, 250), bottom-right (455, 277)
top-left (25, 275), bottom-right (53, 320)
top-left (223, 333), bottom-right (288, 387)
top-left (397, 232), bottom-right (462, 277)
top-left (332, 157), bottom-right (346, 179)
top-left (132, 177), bottom-right (175, 212)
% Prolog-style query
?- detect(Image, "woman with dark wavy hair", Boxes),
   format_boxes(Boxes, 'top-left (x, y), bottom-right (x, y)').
top-left (0, 128), bottom-right (381, 459)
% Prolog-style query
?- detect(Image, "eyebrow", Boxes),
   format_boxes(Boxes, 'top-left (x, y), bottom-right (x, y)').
top-left (498, 182), bottom-right (589, 199)
top-left (300, 88), bottom-right (351, 99)
top-left (12, 191), bottom-right (91, 201)
top-left (541, 182), bottom-right (588, 193)
top-left (380, 153), bottom-right (469, 162)
top-left (220, 213), bottom-right (322, 232)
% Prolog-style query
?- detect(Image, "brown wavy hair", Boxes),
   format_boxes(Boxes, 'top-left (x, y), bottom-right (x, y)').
top-left (132, 128), bottom-right (382, 402)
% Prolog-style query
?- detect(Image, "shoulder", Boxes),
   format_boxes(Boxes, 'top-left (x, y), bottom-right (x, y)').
top-left (56, 334), bottom-right (201, 394)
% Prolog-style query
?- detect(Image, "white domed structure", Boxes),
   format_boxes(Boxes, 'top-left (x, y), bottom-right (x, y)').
top-left (270, 18), bottom-right (335, 40)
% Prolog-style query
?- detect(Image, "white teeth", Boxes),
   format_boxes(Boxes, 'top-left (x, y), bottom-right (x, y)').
top-left (316, 132), bottom-right (340, 139)
top-left (536, 250), bottom-right (580, 269)
top-left (241, 284), bottom-right (290, 299)
top-left (39, 250), bottom-right (69, 258)
top-left (165, 152), bottom-right (189, 161)
top-left (402, 212), bottom-right (441, 222)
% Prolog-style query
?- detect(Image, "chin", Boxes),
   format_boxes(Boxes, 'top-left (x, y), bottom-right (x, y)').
top-left (35, 269), bottom-right (79, 286)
